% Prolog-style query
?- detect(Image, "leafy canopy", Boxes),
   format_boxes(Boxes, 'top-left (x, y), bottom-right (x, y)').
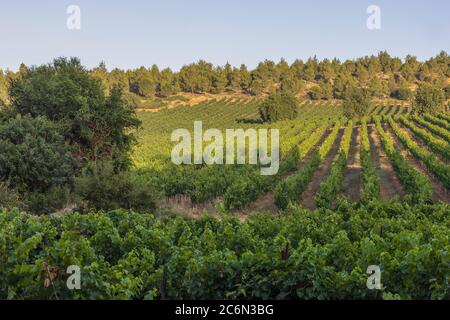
top-left (342, 87), bottom-right (372, 119)
top-left (413, 83), bottom-right (446, 114)
top-left (259, 93), bottom-right (299, 122)
top-left (8, 57), bottom-right (141, 169)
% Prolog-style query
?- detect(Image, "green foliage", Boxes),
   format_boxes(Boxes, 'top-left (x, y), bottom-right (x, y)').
top-left (259, 93), bottom-right (298, 123)
top-left (309, 83), bottom-right (333, 100)
top-left (315, 122), bottom-right (353, 208)
top-left (274, 123), bottom-right (341, 210)
top-left (342, 87), bottom-right (372, 119)
top-left (0, 183), bottom-right (25, 211)
top-left (411, 114), bottom-right (450, 144)
top-left (1, 203), bottom-right (448, 299)
top-left (413, 83), bottom-right (446, 114)
top-left (389, 117), bottom-right (450, 190)
top-left (279, 75), bottom-right (302, 94)
top-left (391, 87), bottom-right (412, 100)
top-left (8, 57), bottom-right (140, 169)
top-left (376, 117), bottom-right (433, 204)
top-left (75, 161), bottom-right (157, 212)
top-left (360, 118), bottom-right (380, 202)
top-left (0, 116), bottom-right (75, 212)
top-left (402, 115), bottom-right (450, 159)
top-left (274, 151), bottom-right (320, 210)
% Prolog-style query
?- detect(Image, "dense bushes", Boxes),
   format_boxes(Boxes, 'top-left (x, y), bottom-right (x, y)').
top-left (74, 161), bottom-right (157, 212)
top-left (412, 83), bottom-right (446, 114)
top-left (0, 116), bottom-right (76, 213)
top-left (9, 57), bottom-right (140, 169)
top-left (259, 93), bottom-right (298, 122)
top-left (1, 202), bottom-right (448, 300)
top-left (342, 87), bottom-right (372, 119)
top-left (0, 183), bottom-right (25, 210)
top-left (274, 151), bottom-right (320, 209)
top-left (0, 58), bottom-right (152, 214)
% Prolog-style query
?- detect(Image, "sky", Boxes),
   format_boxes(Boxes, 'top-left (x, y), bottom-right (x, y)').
top-left (0, 0), bottom-right (449, 71)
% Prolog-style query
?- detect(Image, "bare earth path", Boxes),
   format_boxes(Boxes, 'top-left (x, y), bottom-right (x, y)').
top-left (368, 124), bottom-right (406, 200)
top-left (239, 128), bottom-right (333, 216)
top-left (383, 123), bottom-right (450, 203)
top-left (300, 128), bottom-right (345, 210)
top-left (341, 126), bottom-right (361, 202)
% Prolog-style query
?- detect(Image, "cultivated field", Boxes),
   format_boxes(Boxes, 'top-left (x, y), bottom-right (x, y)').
top-left (132, 99), bottom-right (450, 217)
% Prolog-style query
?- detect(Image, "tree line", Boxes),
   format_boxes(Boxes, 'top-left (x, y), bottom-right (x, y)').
top-left (1, 51), bottom-right (450, 107)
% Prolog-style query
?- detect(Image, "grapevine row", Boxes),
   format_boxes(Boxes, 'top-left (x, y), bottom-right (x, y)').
top-left (423, 113), bottom-right (450, 132)
top-left (375, 117), bottom-right (432, 204)
top-left (315, 121), bottom-right (353, 208)
top-left (387, 117), bottom-right (450, 190)
top-left (410, 114), bottom-right (450, 144)
top-left (360, 118), bottom-right (380, 202)
top-left (274, 122), bottom-right (342, 210)
top-left (400, 115), bottom-right (450, 160)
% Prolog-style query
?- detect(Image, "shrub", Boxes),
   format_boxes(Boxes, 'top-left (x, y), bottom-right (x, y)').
top-left (413, 83), bottom-right (446, 114)
top-left (259, 93), bottom-right (298, 122)
top-left (9, 57), bottom-right (141, 169)
top-left (0, 116), bottom-right (75, 213)
top-left (75, 161), bottom-right (157, 212)
top-left (391, 87), bottom-right (412, 100)
top-left (343, 87), bottom-right (372, 119)
top-left (0, 183), bottom-right (25, 210)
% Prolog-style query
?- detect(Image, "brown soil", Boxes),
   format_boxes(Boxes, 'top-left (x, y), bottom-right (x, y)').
top-left (368, 124), bottom-right (406, 200)
top-left (300, 128), bottom-right (346, 210)
top-left (341, 126), bottom-right (361, 202)
top-left (160, 195), bottom-right (219, 218)
top-left (383, 123), bottom-right (450, 203)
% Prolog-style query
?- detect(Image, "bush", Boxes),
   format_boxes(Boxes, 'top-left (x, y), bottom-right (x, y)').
top-left (0, 116), bottom-right (75, 193)
top-left (0, 116), bottom-right (76, 213)
top-left (0, 183), bottom-right (25, 210)
top-left (444, 86), bottom-right (450, 100)
top-left (391, 87), bottom-right (412, 100)
top-left (9, 57), bottom-right (141, 169)
top-left (343, 87), bottom-right (372, 119)
top-left (259, 93), bottom-right (298, 122)
top-left (75, 161), bottom-right (157, 212)
top-left (413, 83), bottom-right (446, 114)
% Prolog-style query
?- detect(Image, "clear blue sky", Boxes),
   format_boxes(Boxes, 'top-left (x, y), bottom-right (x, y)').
top-left (1, 0), bottom-right (449, 71)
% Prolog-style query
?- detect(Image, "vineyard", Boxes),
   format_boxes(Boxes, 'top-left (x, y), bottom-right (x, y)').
top-left (2, 98), bottom-right (450, 300)
top-left (130, 99), bottom-right (450, 215)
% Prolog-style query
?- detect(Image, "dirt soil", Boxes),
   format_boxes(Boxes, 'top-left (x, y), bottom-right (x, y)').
top-left (341, 126), bottom-right (361, 202)
top-left (368, 124), bottom-right (406, 200)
